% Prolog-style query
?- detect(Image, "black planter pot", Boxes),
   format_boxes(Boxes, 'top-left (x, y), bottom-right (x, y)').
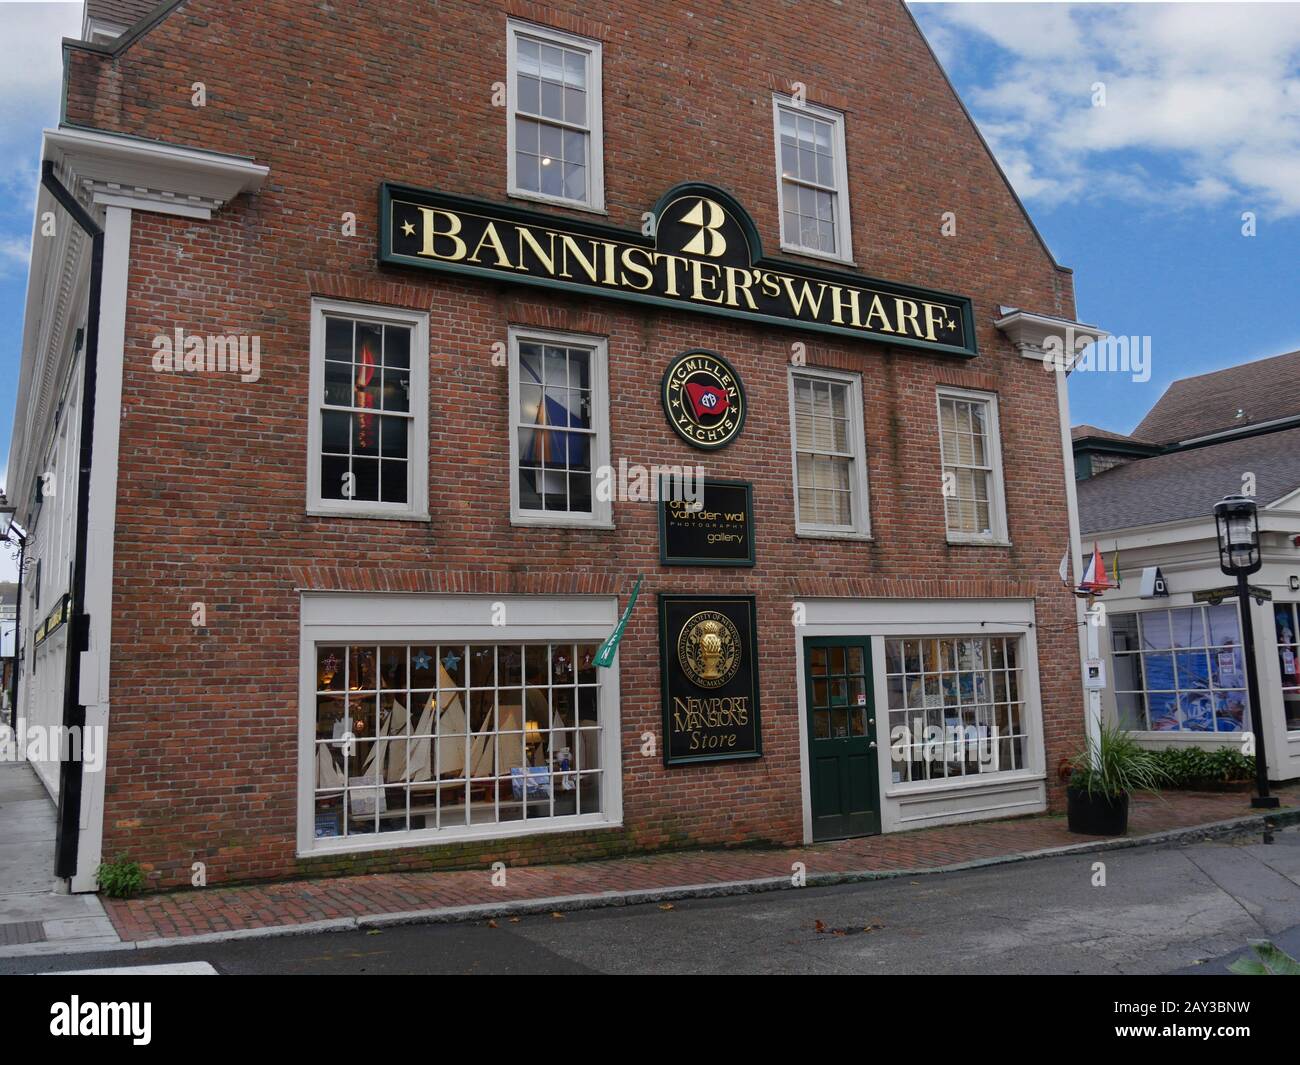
top-left (1067, 787), bottom-right (1130, 835)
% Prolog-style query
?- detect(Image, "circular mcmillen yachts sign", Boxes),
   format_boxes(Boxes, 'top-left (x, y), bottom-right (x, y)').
top-left (661, 349), bottom-right (746, 449)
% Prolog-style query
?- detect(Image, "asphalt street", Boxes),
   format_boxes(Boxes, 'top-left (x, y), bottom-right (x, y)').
top-left (6, 826), bottom-right (1299, 975)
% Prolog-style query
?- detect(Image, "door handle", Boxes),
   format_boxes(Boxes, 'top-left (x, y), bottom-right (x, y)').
top-left (869, 741), bottom-right (877, 749)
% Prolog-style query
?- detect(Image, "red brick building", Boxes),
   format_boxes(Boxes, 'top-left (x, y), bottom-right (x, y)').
top-left (10, 0), bottom-right (1102, 892)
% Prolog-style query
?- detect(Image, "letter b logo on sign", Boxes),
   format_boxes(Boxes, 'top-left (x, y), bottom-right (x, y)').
top-left (681, 198), bottom-right (727, 257)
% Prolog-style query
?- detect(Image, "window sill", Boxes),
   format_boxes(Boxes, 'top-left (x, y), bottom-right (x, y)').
top-left (507, 188), bottom-right (607, 216)
top-left (885, 769), bottom-right (1044, 799)
top-left (779, 241), bottom-right (856, 268)
top-left (301, 812), bottom-right (621, 858)
top-left (510, 515), bottom-right (615, 531)
top-left (307, 507), bottom-right (432, 523)
top-left (946, 535), bottom-right (1012, 548)
top-left (795, 527), bottom-right (873, 543)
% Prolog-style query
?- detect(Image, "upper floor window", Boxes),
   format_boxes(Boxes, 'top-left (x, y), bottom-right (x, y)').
top-left (789, 367), bottom-right (870, 537)
top-left (507, 20), bottom-right (604, 210)
top-left (508, 327), bottom-right (612, 528)
top-left (772, 95), bottom-right (852, 262)
top-left (936, 387), bottom-right (1008, 544)
top-left (307, 299), bottom-right (429, 520)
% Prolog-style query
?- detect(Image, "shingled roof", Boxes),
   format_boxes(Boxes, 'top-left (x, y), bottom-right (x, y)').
top-left (85, 0), bottom-right (160, 32)
top-left (1134, 349), bottom-right (1300, 445)
top-left (1076, 424), bottom-right (1300, 534)
top-left (1071, 424), bottom-right (1157, 446)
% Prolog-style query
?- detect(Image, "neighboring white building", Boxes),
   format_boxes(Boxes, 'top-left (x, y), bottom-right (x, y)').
top-left (1075, 349), bottom-right (1300, 782)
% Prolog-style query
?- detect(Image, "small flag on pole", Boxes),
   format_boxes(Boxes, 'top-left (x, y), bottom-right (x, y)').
top-left (1110, 544), bottom-right (1121, 588)
top-left (1059, 550), bottom-right (1071, 587)
top-left (595, 575), bottom-right (643, 668)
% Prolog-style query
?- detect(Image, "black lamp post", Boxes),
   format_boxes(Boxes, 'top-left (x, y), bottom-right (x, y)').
top-left (1213, 494), bottom-right (1278, 809)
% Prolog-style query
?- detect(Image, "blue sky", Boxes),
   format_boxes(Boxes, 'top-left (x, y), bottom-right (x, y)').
top-left (0, 1), bottom-right (1298, 484)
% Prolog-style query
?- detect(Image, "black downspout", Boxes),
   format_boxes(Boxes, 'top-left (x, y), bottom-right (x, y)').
top-left (41, 160), bottom-right (103, 883)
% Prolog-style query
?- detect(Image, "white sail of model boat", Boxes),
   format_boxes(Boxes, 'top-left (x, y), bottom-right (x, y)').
top-left (317, 741), bottom-right (345, 790)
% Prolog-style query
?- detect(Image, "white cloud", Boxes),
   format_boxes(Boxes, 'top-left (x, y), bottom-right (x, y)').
top-left (913, 3), bottom-right (1300, 217)
top-left (0, 235), bottom-right (31, 272)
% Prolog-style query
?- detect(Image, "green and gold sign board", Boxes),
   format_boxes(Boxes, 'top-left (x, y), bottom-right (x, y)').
top-left (380, 182), bottom-right (977, 357)
top-left (658, 594), bottom-right (761, 766)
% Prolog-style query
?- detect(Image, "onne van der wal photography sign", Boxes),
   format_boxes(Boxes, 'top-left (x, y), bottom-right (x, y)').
top-left (659, 594), bottom-right (762, 766)
top-left (659, 478), bottom-right (755, 566)
top-left (381, 181), bottom-right (977, 356)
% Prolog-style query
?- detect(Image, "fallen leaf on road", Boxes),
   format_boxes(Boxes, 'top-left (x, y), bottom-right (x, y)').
top-left (814, 919), bottom-right (827, 933)
top-left (487, 919), bottom-right (498, 928)
top-left (551, 911), bottom-right (565, 919)
top-left (658, 903), bottom-right (674, 911)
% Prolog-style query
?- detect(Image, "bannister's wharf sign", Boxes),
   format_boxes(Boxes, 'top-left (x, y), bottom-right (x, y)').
top-left (380, 182), bottom-right (977, 357)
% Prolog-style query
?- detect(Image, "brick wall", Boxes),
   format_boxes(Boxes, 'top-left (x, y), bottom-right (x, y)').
top-left (64, 0), bottom-right (1085, 887)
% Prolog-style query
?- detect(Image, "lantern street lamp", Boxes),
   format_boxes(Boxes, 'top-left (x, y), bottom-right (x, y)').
top-left (1213, 495), bottom-right (1278, 809)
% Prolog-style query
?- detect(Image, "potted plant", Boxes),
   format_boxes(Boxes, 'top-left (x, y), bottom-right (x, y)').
top-left (1067, 723), bottom-right (1169, 835)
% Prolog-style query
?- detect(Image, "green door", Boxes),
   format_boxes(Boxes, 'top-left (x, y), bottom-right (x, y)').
top-left (804, 637), bottom-right (880, 840)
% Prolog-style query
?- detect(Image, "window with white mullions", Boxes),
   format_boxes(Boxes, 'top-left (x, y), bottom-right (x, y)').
top-left (789, 367), bottom-right (870, 536)
top-left (508, 21), bottom-right (604, 208)
top-left (307, 299), bottom-right (429, 519)
top-left (885, 636), bottom-right (1030, 782)
top-left (320, 316), bottom-right (412, 505)
top-left (509, 327), bottom-right (611, 527)
top-left (312, 641), bottom-right (605, 841)
top-left (936, 388), bottom-right (1008, 543)
top-left (772, 95), bottom-right (852, 261)
top-left (1111, 606), bottom-right (1251, 733)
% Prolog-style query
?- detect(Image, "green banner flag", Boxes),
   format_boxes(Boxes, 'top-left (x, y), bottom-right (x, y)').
top-left (594, 575), bottom-right (643, 668)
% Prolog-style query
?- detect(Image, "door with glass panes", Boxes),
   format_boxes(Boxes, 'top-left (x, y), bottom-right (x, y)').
top-left (804, 637), bottom-right (880, 840)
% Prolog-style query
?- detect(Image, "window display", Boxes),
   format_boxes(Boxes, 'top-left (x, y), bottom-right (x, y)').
top-left (884, 635), bottom-right (1029, 782)
top-left (313, 641), bottom-right (604, 839)
top-left (1273, 603), bottom-right (1300, 731)
top-left (1110, 605), bottom-right (1249, 732)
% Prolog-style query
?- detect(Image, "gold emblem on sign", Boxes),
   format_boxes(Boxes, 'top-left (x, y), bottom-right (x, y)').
top-left (679, 198), bottom-right (727, 257)
top-left (677, 610), bottom-right (742, 688)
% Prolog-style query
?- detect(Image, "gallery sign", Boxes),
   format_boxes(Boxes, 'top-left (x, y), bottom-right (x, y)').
top-left (658, 594), bottom-right (761, 765)
top-left (380, 181), bottom-right (977, 356)
top-left (659, 478), bottom-right (755, 566)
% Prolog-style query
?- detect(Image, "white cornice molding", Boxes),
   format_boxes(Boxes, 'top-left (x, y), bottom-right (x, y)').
top-left (45, 127), bottom-right (269, 219)
top-left (995, 307), bottom-right (1108, 371)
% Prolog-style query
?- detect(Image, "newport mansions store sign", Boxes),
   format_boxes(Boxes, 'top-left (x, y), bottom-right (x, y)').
top-left (381, 181), bottom-right (978, 357)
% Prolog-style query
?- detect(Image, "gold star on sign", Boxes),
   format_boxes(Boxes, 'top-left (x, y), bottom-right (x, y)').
top-left (401, 220), bottom-right (415, 237)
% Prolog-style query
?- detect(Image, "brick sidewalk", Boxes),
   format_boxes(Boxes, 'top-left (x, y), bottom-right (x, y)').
top-left (104, 785), bottom-right (1297, 943)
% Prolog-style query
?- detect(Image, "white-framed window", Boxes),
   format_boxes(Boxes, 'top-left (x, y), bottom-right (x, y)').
top-left (885, 635), bottom-right (1031, 782)
top-left (1272, 603), bottom-right (1300, 732)
top-left (509, 326), bottom-right (612, 528)
top-left (1111, 606), bottom-right (1251, 733)
top-left (298, 593), bottom-right (623, 854)
top-left (771, 94), bottom-right (852, 262)
top-left (506, 19), bottom-right (604, 211)
top-left (788, 366), bottom-right (870, 537)
top-left (306, 299), bottom-right (429, 520)
top-left (936, 387), bottom-right (1008, 544)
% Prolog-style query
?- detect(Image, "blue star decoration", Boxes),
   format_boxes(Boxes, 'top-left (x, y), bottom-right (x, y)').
top-left (442, 650), bottom-right (462, 671)
top-left (412, 651), bottom-right (431, 671)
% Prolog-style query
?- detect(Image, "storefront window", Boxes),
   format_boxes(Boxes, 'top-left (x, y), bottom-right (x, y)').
top-left (884, 636), bottom-right (1029, 782)
top-left (313, 641), bottom-right (604, 840)
top-left (1110, 605), bottom-right (1249, 732)
top-left (1272, 604), bottom-right (1300, 731)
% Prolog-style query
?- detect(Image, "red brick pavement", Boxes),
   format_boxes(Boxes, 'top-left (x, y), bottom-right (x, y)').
top-left (104, 786), bottom-right (1296, 943)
